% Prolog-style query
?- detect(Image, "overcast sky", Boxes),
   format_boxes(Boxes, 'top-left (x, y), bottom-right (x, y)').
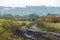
top-left (0, 0), bottom-right (60, 7)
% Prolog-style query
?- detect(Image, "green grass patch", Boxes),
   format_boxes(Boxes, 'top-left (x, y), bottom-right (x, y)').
top-left (37, 22), bottom-right (60, 32)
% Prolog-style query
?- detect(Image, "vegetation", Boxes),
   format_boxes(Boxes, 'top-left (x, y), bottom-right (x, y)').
top-left (0, 19), bottom-right (32, 40)
top-left (0, 13), bottom-right (60, 40)
top-left (37, 22), bottom-right (60, 32)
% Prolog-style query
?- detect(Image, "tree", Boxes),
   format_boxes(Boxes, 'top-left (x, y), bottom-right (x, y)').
top-left (3, 14), bottom-right (13, 19)
top-left (28, 13), bottom-right (39, 19)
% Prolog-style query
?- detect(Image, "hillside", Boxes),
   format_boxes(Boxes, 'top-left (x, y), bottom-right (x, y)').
top-left (0, 6), bottom-right (60, 16)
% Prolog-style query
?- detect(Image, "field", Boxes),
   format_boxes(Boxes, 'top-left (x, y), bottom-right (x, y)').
top-left (37, 22), bottom-right (60, 32)
top-left (0, 18), bottom-right (60, 40)
top-left (0, 19), bottom-right (31, 40)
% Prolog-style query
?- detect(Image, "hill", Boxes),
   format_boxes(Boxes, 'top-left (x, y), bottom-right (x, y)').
top-left (0, 6), bottom-right (60, 16)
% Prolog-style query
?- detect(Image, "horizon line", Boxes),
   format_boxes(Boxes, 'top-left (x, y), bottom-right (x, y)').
top-left (0, 5), bottom-right (60, 7)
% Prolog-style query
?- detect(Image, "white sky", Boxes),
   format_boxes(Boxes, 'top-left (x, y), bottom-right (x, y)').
top-left (0, 0), bottom-right (60, 7)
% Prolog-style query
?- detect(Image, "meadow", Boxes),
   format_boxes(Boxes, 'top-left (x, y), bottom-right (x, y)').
top-left (0, 17), bottom-right (60, 40)
top-left (0, 19), bottom-right (32, 40)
